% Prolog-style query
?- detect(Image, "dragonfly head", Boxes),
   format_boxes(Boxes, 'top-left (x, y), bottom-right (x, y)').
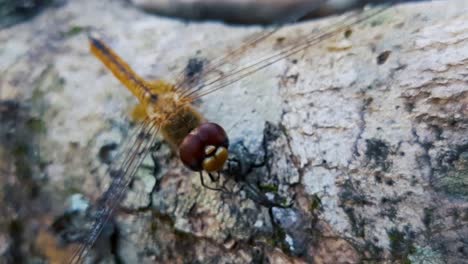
top-left (179, 122), bottom-right (229, 172)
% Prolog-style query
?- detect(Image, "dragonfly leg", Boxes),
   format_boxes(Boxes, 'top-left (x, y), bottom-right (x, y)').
top-left (224, 140), bottom-right (264, 182)
top-left (199, 171), bottom-right (225, 192)
top-left (207, 172), bottom-right (220, 182)
top-left (242, 182), bottom-right (292, 208)
top-left (150, 141), bottom-right (162, 152)
top-left (220, 173), bottom-right (234, 194)
top-left (200, 172), bottom-right (233, 194)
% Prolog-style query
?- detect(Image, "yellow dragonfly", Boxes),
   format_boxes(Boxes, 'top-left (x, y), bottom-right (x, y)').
top-left (69, 5), bottom-right (391, 263)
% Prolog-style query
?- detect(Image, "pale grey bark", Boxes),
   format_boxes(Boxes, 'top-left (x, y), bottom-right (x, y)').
top-left (0, 0), bottom-right (467, 263)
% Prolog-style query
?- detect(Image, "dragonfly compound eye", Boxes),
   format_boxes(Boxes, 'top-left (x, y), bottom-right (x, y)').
top-left (179, 122), bottom-right (229, 172)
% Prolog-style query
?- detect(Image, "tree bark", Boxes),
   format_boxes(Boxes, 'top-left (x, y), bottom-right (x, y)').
top-left (0, 0), bottom-right (467, 263)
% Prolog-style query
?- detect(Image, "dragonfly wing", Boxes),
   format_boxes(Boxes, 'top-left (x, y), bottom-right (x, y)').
top-left (177, 6), bottom-right (391, 101)
top-left (171, 1), bottom-right (325, 94)
top-left (171, 27), bottom-right (281, 93)
top-left (69, 118), bottom-right (160, 263)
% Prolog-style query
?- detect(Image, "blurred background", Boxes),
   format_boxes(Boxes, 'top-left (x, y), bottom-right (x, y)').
top-left (128, 0), bottom-right (394, 24)
top-left (1, 0), bottom-right (399, 28)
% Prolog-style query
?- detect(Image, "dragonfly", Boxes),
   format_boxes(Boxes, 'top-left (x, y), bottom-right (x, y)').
top-left (68, 4), bottom-right (392, 263)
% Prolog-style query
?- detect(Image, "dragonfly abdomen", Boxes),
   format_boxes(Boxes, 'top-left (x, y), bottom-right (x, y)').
top-left (89, 35), bottom-right (152, 103)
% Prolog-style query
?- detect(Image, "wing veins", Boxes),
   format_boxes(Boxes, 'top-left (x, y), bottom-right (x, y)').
top-left (172, 28), bottom-right (281, 94)
top-left (183, 6), bottom-right (389, 100)
top-left (69, 119), bottom-right (160, 263)
top-left (172, 2), bottom-right (326, 94)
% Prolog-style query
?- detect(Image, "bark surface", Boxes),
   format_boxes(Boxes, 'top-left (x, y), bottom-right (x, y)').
top-left (0, 0), bottom-right (467, 263)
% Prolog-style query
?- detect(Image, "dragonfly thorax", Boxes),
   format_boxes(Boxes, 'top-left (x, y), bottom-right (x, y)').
top-left (143, 91), bottom-right (181, 120)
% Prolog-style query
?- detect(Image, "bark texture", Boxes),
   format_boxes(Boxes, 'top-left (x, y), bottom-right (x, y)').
top-left (0, 0), bottom-right (467, 263)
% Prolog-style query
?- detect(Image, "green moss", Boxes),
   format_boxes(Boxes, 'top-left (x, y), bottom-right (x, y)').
top-left (434, 148), bottom-right (468, 198)
top-left (309, 194), bottom-right (322, 213)
top-left (26, 117), bottom-right (46, 134)
top-left (63, 25), bottom-right (87, 37)
top-left (8, 219), bottom-right (23, 235)
top-left (344, 207), bottom-right (365, 238)
top-left (365, 138), bottom-right (391, 171)
top-left (387, 228), bottom-right (416, 263)
top-left (149, 220), bottom-right (159, 234)
top-left (12, 142), bottom-right (28, 156)
top-left (64, 186), bottom-right (83, 196)
top-left (31, 87), bottom-right (45, 105)
top-left (438, 170), bottom-right (468, 197)
top-left (36, 65), bottom-right (65, 93)
top-left (270, 225), bottom-right (290, 254)
top-left (422, 208), bottom-right (434, 228)
top-left (408, 246), bottom-right (444, 264)
top-left (259, 183), bottom-right (278, 193)
top-left (173, 228), bottom-right (195, 241)
top-left (14, 158), bottom-right (32, 180)
top-left (12, 140), bottom-right (36, 180)
top-left (30, 65), bottom-right (65, 122)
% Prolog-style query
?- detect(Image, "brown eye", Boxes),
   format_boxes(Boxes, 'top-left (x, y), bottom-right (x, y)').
top-left (179, 122), bottom-right (229, 172)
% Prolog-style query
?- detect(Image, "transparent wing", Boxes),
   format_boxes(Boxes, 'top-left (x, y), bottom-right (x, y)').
top-left (69, 118), bottom-right (160, 264)
top-left (177, 6), bottom-right (390, 101)
top-left (170, 2), bottom-right (324, 94)
top-left (171, 27), bottom-right (280, 93)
